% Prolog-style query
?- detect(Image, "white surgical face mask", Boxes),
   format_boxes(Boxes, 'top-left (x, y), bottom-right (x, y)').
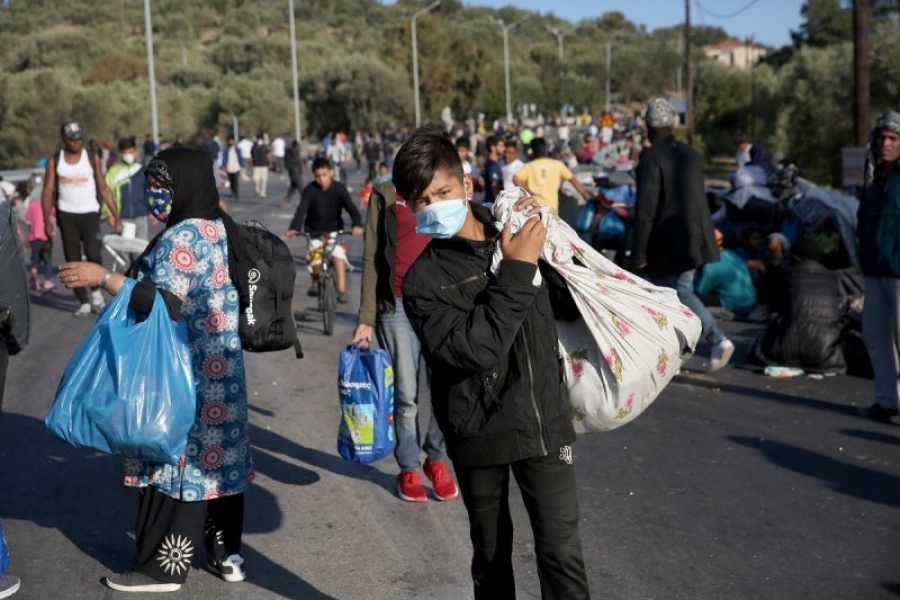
top-left (122, 153), bottom-right (136, 165)
top-left (414, 198), bottom-right (469, 238)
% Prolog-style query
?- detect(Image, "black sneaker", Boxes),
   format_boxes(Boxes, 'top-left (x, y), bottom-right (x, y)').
top-left (337, 293), bottom-right (349, 304)
top-left (858, 403), bottom-right (899, 421)
top-left (307, 284), bottom-right (319, 297)
top-left (104, 571), bottom-right (181, 593)
top-left (208, 554), bottom-right (246, 583)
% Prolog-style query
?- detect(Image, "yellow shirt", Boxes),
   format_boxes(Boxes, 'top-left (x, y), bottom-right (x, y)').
top-left (513, 158), bottom-right (573, 212)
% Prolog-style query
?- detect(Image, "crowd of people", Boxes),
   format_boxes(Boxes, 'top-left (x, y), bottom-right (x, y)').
top-left (1, 100), bottom-right (899, 598)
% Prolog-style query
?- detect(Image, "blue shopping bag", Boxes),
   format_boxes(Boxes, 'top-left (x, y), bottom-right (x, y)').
top-left (0, 522), bottom-right (8, 574)
top-left (337, 344), bottom-right (394, 464)
top-left (575, 200), bottom-right (596, 233)
top-left (595, 210), bottom-right (626, 243)
top-left (45, 278), bottom-right (196, 466)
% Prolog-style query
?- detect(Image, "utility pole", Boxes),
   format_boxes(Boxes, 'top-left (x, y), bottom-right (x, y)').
top-left (749, 35), bottom-right (756, 138)
top-left (489, 15), bottom-right (530, 124)
top-left (605, 40), bottom-right (611, 112)
top-left (412, 0), bottom-right (441, 127)
top-left (144, 0), bottom-right (159, 147)
top-left (289, 0), bottom-right (302, 142)
top-left (684, 0), bottom-right (693, 144)
top-left (853, 0), bottom-right (870, 146)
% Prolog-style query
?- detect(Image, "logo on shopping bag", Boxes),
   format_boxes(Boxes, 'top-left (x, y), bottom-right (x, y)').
top-left (339, 380), bottom-right (373, 396)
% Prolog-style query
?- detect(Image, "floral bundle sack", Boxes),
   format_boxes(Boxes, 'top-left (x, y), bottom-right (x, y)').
top-left (492, 189), bottom-right (702, 433)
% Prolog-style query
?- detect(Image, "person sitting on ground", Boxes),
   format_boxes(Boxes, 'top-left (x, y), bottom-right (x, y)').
top-left (694, 229), bottom-right (758, 319)
top-left (749, 238), bottom-right (846, 374)
top-left (733, 226), bottom-right (765, 273)
top-left (286, 158), bottom-right (363, 303)
top-left (753, 232), bottom-right (791, 317)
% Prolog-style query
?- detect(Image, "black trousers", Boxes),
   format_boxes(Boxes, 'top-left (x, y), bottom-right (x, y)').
top-left (284, 174), bottom-right (303, 203)
top-left (454, 451), bottom-right (590, 600)
top-left (132, 486), bottom-right (244, 584)
top-left (227, 172), bottom-right (240, 198)
top-left (56, 210), bottom-right (102, 305)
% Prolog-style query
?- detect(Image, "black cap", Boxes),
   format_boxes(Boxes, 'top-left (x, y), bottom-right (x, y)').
top-left (61, 121), bottom-right (83, 140)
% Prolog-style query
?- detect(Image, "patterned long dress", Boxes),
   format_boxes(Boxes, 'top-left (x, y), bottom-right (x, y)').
top-left (124, 218), bottom-right (254, 500)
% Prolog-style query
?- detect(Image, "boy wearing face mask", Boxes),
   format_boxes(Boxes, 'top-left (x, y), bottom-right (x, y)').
top-left (106, 137), bottom-right (151, 242)
top-left (397, 124), bottom-right (591, 600)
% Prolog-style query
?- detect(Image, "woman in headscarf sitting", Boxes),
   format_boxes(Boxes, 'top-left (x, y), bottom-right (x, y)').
top-left (58, 147), bottom-right (253, 593)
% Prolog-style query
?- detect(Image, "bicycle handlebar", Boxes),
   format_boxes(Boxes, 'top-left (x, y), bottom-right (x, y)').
top-left (303, 230), bottom-right (344, 239)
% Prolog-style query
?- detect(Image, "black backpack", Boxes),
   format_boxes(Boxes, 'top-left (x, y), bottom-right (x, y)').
top-left (221, 217), bottom-right (304, 358)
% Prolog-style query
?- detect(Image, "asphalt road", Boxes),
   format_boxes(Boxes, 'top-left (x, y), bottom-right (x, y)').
top-left (1, 169), bottom-right (897, 600)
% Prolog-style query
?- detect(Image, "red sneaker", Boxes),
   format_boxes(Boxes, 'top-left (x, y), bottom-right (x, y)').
top-left (423, 458), bottom-right (459, 501)
top-left (396, 471), bottom-right (427, 502)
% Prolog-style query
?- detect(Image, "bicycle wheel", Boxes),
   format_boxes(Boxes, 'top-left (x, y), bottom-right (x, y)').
top-left (322, 274), bottom-right (336, 336)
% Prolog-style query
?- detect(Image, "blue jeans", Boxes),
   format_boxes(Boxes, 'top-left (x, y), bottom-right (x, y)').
top-left (649, 269), bottom-right (725, 345)
top-left (376, 299), bottom-right (446, 471)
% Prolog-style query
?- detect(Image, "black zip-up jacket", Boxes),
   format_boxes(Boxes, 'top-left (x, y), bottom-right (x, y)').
top-left (401, 204), bottom-right (576, 467)
top-left (288, 180), bottom-right (362, 235)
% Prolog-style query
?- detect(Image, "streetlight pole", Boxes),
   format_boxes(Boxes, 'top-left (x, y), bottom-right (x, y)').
top-left (605, 40), bottom-right (611, 112)
top-left (289, 0), bottom-right (302, 142)
top-left (545, 25), bottom-right (574, 62)
top-left (144, 0), bottom-right (158, 147)
top-left (412, 0), bottom-right (441, 128)
top-left (489, 14), bottom-right (530, 124)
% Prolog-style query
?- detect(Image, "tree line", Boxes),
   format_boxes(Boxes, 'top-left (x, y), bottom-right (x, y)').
top-left (0, 0), bottom-right (896, 185)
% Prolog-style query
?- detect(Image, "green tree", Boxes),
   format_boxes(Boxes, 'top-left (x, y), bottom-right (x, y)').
top-left (790, 0), bottom-right (853, 48)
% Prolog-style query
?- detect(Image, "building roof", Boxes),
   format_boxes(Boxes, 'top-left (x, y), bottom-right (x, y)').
top-left (706, 38), bottom-right (758, 52)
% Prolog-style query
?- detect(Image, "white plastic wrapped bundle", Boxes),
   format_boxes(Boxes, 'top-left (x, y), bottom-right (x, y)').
top-left (491, 189), bottom-right (702, 433)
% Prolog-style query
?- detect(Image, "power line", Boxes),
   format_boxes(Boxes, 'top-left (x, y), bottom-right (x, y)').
top-left (693, 0), bottom-right (708, 26)
top-left (694, 0), bottom-right (762, 19)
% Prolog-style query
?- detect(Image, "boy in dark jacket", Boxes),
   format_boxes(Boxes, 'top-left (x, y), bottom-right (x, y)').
top-left (397, 124), bottom-right (590, 600)
top-left (286, 158), bottom-right (363, 302)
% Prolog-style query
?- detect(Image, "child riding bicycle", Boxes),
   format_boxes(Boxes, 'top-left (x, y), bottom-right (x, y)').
top-left (286, 157), bottom-right (363, 303)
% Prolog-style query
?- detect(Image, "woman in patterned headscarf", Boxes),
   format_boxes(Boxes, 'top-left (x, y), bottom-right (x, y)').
top-left (57, 147), bottom-right (253, 593)
top-left (857, 112), bottom-right (900, 423)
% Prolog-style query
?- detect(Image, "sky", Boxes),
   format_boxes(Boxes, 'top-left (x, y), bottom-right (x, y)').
top-left (384, 0), bottom-right (806, 48)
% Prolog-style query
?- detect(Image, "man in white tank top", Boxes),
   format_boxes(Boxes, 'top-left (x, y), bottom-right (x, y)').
top-left (41, 121), bottom-right (120, 317)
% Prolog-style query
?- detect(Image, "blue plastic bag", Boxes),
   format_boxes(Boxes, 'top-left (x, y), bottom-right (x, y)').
top-left (45, 278), bottom-right (196, 466)
top-left (0, 522), bottom-right (8, 574)
top-left (595, 210), bottom-right (626, 243)
top-left (575, 200), bottom-right (596, 233)
top-left (337, 344), bottom-right (394, 464)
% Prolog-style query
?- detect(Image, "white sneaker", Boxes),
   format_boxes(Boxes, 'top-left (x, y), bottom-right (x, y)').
top-left (72, 303), bottom-right (91, 317)
top-left (709, 338), bottom-right (735, 372)
top-left (90, 290), bottom-right (106, 313)
top-left (208, 554), bottom-right (246, 583)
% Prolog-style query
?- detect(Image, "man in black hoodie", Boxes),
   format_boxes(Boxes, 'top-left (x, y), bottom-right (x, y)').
top-left (397, 124), bottom-right (589, 600)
